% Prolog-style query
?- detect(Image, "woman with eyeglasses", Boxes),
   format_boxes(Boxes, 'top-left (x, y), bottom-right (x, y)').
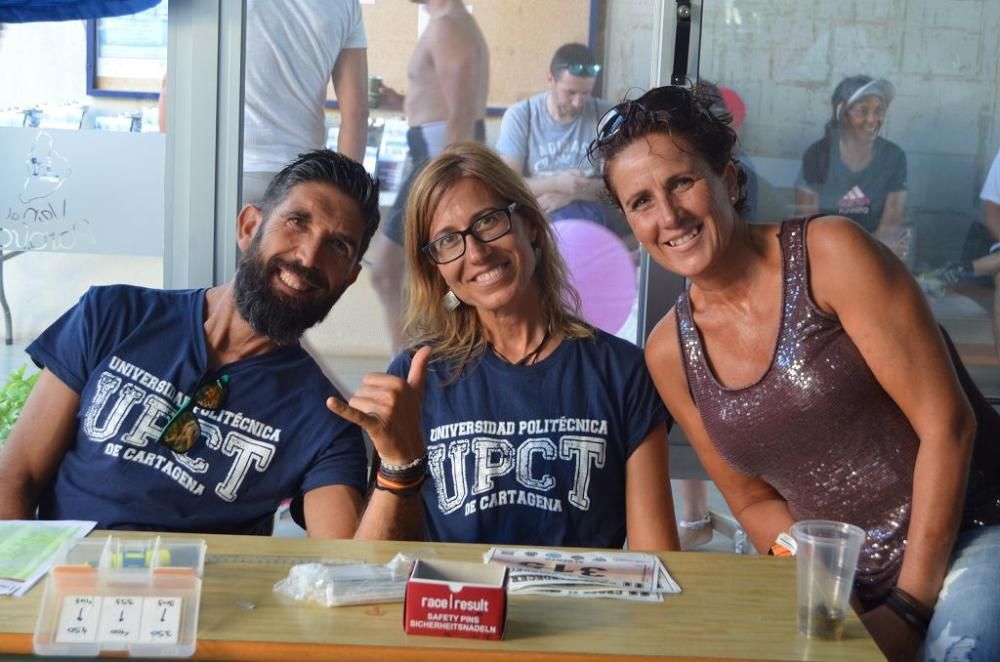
top-left (590, 83), bottom-right (1000, 659)
top-left (795, 76), bottom-right (907, 246)
top-left (331, 141), bottom-right (678, 551)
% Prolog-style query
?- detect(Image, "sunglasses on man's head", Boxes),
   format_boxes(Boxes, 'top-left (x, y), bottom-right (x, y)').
top-left (156, 374), bottom-right (229, 454)
top-left (559, 63), bottom-right (602, 77)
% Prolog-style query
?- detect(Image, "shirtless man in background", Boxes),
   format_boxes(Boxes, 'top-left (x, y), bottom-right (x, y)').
top-left (370, 0), bottom-right (489, 352)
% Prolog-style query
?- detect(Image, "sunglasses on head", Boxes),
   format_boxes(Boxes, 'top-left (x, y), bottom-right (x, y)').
top-left (558, 63), bottom-right (602, 77)
top-left (595, 86), bottom-right (697, 147)
top-left (156, 374), bottom-right (229, 454)
top-left (596, 85), bottom-right (728, 155)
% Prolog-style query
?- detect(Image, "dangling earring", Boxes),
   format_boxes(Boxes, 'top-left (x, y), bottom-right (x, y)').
top-left (442, 290), bottom-right (461, 311)
top-left (533, 246), bottom-right (542, 263)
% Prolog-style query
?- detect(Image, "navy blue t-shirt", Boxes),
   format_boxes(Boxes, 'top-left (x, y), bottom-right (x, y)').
top-left (388, 330), bottom-right (669, 548)
top-left (27, 285), bottom-right (366, 535)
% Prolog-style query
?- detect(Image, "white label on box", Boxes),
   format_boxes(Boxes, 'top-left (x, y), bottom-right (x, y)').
top-left (140, 596), bottom-right (182, 644)
top-left (98, 595), bottom-right (142, 642)
top-left (56, 595), bottom-right (101, 643)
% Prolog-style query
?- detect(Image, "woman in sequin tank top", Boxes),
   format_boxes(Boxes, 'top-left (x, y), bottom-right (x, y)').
top-left (591, 84), bottom-right (1000, 660)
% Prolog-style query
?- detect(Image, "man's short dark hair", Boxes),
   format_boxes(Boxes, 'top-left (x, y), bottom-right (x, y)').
top-left (550, 43), bottom-right (599, 77)
top-left (258, 149), bottom-right (381, 262)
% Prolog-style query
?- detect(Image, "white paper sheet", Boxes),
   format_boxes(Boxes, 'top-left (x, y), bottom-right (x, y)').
top-left (0, 520), bottom-right (96, 597)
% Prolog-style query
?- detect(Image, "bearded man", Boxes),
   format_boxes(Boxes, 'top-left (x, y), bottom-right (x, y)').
top-left (0, 150), bottom-right (423, 540)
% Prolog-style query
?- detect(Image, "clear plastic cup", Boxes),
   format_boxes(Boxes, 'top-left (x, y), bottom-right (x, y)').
top-left (790, 520), bottom-right (865, 640)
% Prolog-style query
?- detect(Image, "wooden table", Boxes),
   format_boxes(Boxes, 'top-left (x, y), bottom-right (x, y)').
top-left (0, 532), bottom-right (882, 660)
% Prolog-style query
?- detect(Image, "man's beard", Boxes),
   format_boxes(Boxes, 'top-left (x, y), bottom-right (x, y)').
top-left (233, 242), bottom-right (347, 346)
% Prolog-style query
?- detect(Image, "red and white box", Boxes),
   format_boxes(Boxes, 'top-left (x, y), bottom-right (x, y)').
top-left (403, 559), bottom-right (509, 640)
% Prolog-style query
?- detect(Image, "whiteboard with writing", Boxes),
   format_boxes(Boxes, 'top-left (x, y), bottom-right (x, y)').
top-left (0, 127), bottom-right (164, 256)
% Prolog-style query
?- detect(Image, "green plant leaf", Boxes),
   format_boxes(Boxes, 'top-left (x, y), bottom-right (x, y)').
top-left (0, 364), bottom-right (40, 449)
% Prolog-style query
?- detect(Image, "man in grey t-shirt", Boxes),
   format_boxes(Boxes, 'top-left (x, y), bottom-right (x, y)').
top-left (495, 43), bottom-right (629, 237)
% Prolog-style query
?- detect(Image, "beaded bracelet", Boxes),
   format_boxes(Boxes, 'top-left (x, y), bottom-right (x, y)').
top-left (885, 586), bottom-right (934, 635)
top-left (380, 455), bottom-right (426, 472)
top-left (378, 455), bottom-right (428, 484)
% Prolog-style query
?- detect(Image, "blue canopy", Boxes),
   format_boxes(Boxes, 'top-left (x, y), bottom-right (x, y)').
top-left (0, 0), bottom-right (160, 22)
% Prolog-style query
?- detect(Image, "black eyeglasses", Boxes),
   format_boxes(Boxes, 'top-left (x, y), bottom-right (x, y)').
top-left (422, 203), bottom-right (517, 265)
top-left (595, 85), bottom-right (704, 148)
top-left (156, 374), bottom-right (229, 454)
top-left (558, 63), bottom-right (601, 77)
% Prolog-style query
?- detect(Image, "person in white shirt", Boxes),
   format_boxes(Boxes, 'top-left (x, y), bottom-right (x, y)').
top-left (241, 0), bottom-right (369, 205)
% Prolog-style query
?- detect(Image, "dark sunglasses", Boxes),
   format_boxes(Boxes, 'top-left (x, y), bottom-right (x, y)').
top-left (422, 202), bottom-right (517, 265)
top-left (595, 85), bottom-right (702, 147)
top-left (156, 374), bottom-right (229, 453)
top-left (558, 63), bottom-right (601, 77)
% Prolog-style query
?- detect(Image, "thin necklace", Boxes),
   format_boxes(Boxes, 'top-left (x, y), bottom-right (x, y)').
top-left (492, 323), bottom-right (552, 366)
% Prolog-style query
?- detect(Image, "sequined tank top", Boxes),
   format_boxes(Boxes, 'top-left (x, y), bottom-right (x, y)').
top-left (677, 217), bottom-right (1000, 606)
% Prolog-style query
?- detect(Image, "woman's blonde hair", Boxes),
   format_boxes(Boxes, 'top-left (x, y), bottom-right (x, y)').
top-left (402, 142), bottom-right (593, 371)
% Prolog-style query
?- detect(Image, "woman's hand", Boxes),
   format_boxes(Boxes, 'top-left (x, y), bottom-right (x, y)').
top-left (861, 604), bottom-right (922, 662)
top-left (327, 346), bottom-right (432, 465)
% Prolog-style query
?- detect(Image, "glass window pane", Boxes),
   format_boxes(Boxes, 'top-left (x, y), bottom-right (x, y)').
top-left (0, 3), bottom-right (167, 384)
top-left (698, 1), bottom-right (999, 398)
top-left (237, 0), bottom-right (655, 389)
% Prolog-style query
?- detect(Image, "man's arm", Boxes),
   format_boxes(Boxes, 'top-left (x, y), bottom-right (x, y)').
top-left (354, 483), bottom-right (425, 541)
top-left (330, 47), bottom-right (369, 163)
top-left (495, 106), bottom-right (606, 207)
top-left (0, 369), bottom-right (79, 519)
top-left (533, 173), bottom-right (607, 213)
top-left (377, 83), bottom-right (405, 112)
top-left (496, 157), bottom-right (606, 214)
top-left (301, 484), bottom-right (363, 538)
top-left (495, 104), bottom-right (529, 176)
top-left (428, 19), bottom-right (483, 145)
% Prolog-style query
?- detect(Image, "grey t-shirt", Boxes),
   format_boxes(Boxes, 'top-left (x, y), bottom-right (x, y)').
top-left (495, 92), bottom-right (610, 178)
